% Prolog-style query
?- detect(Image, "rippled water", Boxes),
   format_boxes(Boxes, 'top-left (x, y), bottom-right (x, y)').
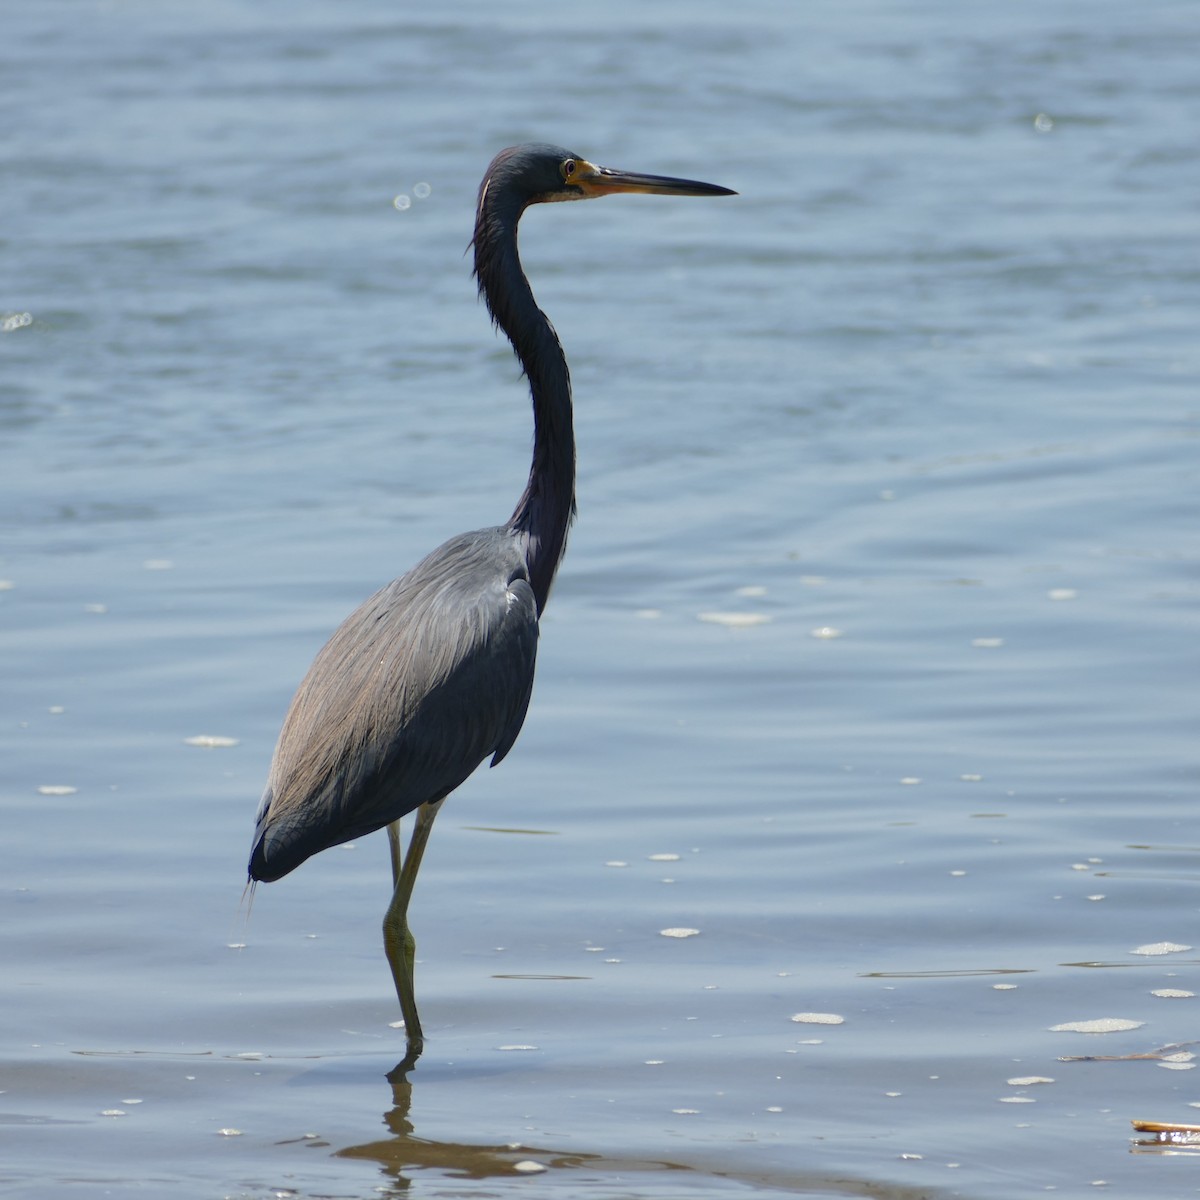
top-left (4, 2), bottom-right (1199, 1197)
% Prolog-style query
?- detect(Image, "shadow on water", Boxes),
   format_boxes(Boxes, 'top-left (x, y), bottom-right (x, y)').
top-left (333, 1063), bottom-right (953, 1200)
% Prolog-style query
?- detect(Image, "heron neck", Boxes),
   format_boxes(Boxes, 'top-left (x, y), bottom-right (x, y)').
top-left (476, 200), bottom-right (576, 614)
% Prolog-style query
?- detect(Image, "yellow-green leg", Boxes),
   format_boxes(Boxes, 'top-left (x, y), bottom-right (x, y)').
top-left (382, 798), bottom-right (444, 1066)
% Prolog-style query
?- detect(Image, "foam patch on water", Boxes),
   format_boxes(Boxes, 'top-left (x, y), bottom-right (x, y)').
top-left (1049, 1018), bottom-right (1144, 1033)
top-left (1131, 942), bottom-right (1192, 956)
top-left (791, 1013), bottom-right (845, 1025)
top-left (697, 611), bottom-right (771, 627)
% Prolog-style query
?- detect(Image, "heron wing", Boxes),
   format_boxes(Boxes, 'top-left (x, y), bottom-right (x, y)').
top-left (249, 529), bottom-right (538, 881)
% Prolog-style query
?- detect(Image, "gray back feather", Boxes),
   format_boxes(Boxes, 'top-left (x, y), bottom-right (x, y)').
top-left (250, 527), bottom-right (538, 881)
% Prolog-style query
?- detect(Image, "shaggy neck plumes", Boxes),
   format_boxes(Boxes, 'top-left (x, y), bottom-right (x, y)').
top-left (473, 180), bottom-right (576, 615)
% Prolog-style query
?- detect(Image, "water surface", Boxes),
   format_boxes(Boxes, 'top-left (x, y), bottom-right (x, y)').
top-left (3, 2), bottom-right (1199, 1197)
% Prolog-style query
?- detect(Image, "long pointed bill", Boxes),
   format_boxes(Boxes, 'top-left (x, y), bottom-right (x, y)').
top-left (573, 158), bottom-right (736, 199)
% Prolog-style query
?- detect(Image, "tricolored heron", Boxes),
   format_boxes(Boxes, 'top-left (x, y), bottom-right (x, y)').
top-left (248, 144), bottom-right (733, 1064)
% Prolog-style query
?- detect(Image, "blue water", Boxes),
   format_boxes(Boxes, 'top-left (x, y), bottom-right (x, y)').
top-left (3, 2), bottom-right (1199, 1197)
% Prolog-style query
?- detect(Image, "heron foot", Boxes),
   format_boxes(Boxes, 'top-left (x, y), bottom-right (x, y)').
top-left (383, 907), bottom-right (424, 1058)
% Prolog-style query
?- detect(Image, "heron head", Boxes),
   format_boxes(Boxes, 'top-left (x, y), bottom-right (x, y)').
top-left (480, 143), bottom-right (736, 212)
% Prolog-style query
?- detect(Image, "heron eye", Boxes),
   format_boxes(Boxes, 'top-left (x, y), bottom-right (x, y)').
top-left (561, 159), bottom-right (577, 180)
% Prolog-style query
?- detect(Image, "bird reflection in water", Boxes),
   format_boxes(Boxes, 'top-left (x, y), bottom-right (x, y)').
top-left (333, 1065), bottom-right (689, 1193)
